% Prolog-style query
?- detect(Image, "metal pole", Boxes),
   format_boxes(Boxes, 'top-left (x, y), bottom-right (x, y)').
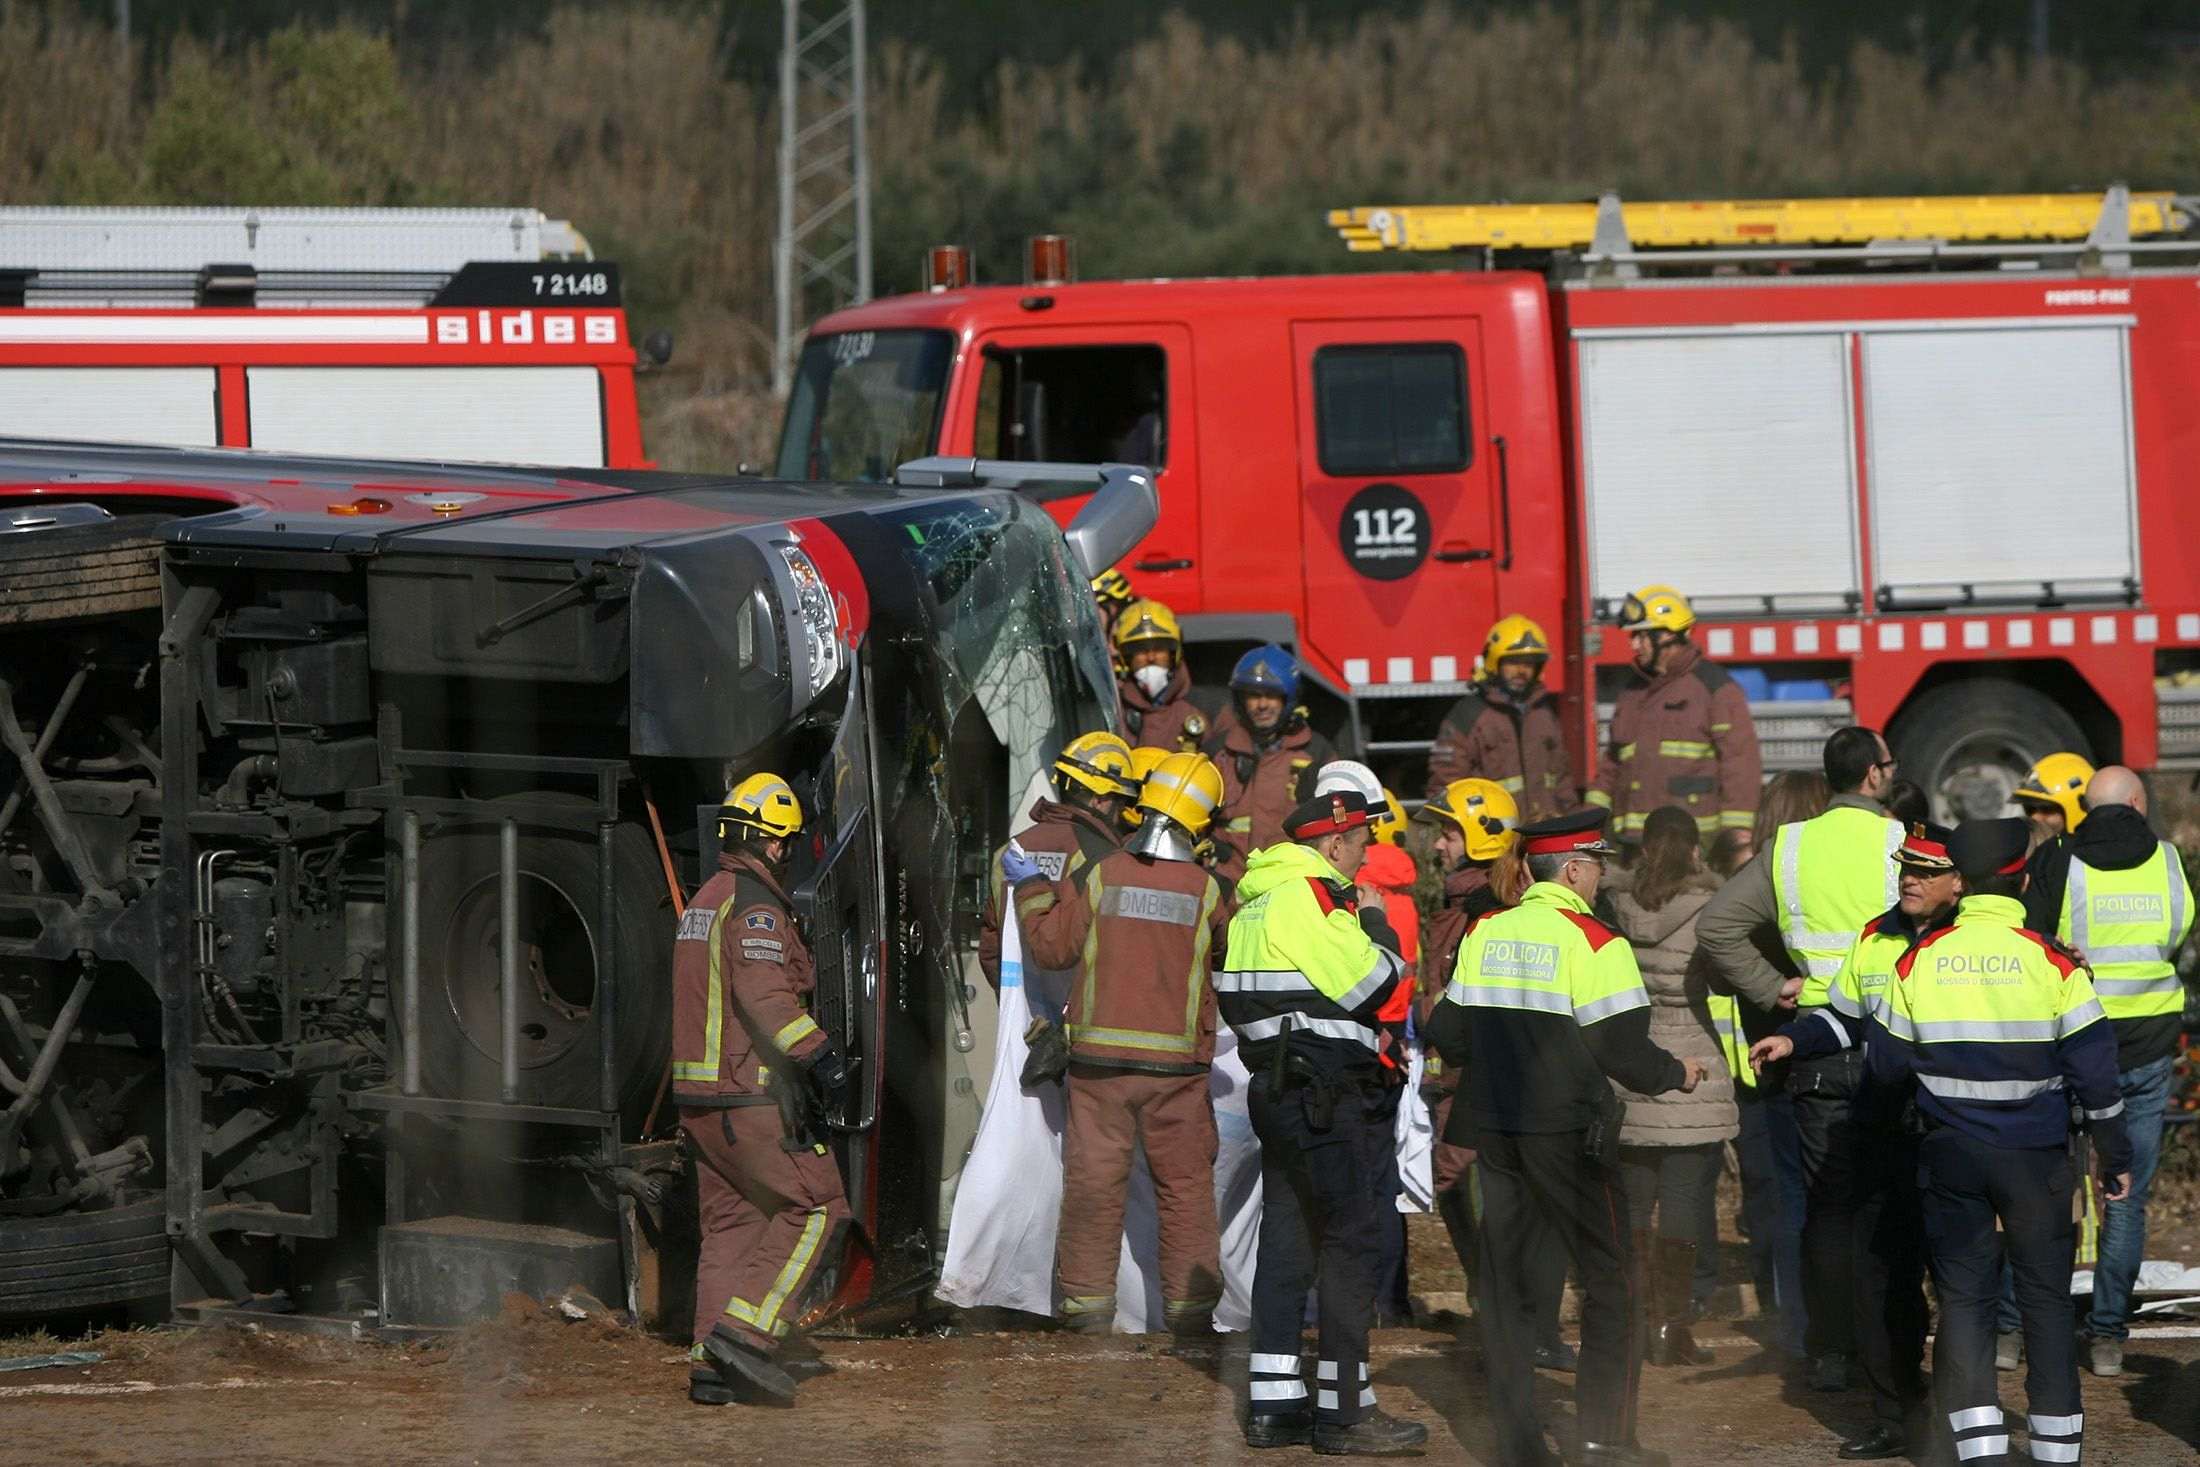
top-left (773, 0), bottom-right (799, 396)
top-left (400, 810), bottom-right (422, 1096)
top-left (597, 820), bottom-right (618, 1123)
top-left (499, 819), bottom-right (520, 1104)
top-left (851, 0), bottom-right (872, 304)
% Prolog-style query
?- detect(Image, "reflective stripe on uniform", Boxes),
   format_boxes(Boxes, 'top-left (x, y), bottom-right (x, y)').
top-left (673, 889), bottom-right (744, 1083)
top-left (773, 1015), bottom-right (821, 1052)
top-left (1334, 948), bottom-right (1404, 1013)
top-left (1658, 739), bottom-right (1715, 760)
top-left (1250, 1380), bottom-right (1307, 1402)
top-left (1234, 1013), bottom-right (1380, 1051)
top-left (1249, 1353), bottom-right (1302, 1375)
top-left (1215, 968), bottom-right (1317, 994)
top-left (2064, 842), bottom-right (2192, 1020)
top-left (1775, 811), bottom-right (1902, 1006)
top-left (1916, 1074), bottom-right (2064, 1102)
top-left (1445, 981), bottom-right (1572, 1016)
top-left (724, 1204), bottom-right (830, 1339)
top-left (1576, 987), bottom-right (1651, 1024)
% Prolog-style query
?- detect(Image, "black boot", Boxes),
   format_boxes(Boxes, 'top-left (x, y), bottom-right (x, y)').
top-left (1651, 1239), bottom-right (1713, 1367)
top-left (1243, 1409), bottom-right (1314, 1449)
top-left (698, 1323), bottom-right (798, 1405)
top-left (1312, 1408), bottom-right (1430, 1456)
top-left (1573, 1441), bottom-right (1671, 1467)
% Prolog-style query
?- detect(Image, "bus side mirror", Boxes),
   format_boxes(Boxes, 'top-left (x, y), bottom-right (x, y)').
top-left (1063, 464), bottom-right (1159, 580)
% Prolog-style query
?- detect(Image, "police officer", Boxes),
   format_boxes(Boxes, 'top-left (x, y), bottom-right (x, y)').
top-left (1215, 787), bottom-right (1424, 1455)
top-left (1208, 644), bottom-right (1335, 876)
top-left (674, 775), bottom-right (852, 1406)
top-left (977, 731), bottom-right (1138, 990)
top-left (1427, 613), bottom-right (1577, 822)
top-left (1748, 822), bottom-right (1959, 1460)
top-left (1861, 818), bottom-right (2131, 1467)
top-left (1114, 598), bottom-right (1212, 753)
top-left (1428, 809), bottom-right (1701, 1467)
top-left (1014, 752), bottom-right (1232, 1336)
top-left (1697, 725), bottom-right (1901, 1392)
top-left (2020, 765), bottom-right (2194, 1378)
top-left (1589, 585), bottom-right (1761, 843)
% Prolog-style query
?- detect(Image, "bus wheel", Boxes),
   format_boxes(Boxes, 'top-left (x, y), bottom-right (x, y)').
top-left (1889, 678), bottom-right (2090, 824)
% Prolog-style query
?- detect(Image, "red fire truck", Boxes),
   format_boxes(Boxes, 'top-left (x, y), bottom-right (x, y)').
top-left (779, 188), bottom-right (2200, 816)
top-left (0, 206), bottom-right (651, 466)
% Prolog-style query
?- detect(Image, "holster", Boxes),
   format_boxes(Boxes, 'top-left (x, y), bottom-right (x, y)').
top-left (1581, 1084), bottom-right (1626, 1166)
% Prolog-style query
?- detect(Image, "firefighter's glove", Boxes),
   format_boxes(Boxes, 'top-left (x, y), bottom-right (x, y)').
top-left (806, 1043), bottom-right (850, 1117)
top-left (1021, 1015), bottom-right (1071, 1089)
top-left (1000, 843), bottom-right (1044, 887)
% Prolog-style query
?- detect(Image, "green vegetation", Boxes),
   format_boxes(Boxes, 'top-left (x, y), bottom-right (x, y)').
top-left (5, 2), bottom-right (2198, 466)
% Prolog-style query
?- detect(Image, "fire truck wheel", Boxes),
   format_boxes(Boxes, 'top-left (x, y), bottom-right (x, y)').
top-left (0, 510), bottom-right (174, 627)
top-left (412, 795), bottom-right (673, 1124)
top-left (1889, 678), bottom-right (2090, 825)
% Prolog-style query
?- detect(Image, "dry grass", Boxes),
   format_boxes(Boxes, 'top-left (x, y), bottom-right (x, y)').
top-left (0, 2), bottom-right (2196, 468)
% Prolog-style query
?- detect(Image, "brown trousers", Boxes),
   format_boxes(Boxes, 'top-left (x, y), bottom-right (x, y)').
top-left (682, 1103), bottom-right (849, 1353)
top-left (1057, 1067), bottom-right (1221, 1322)
top-left (1429, 1090), bottom-right (1475, 1193)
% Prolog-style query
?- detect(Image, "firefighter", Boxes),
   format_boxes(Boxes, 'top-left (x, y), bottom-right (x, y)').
top-left (2012, 751), bottom-right (2094, 853)
top-left (2019, 765), bottom-right (2194, 1379)
top-left (1861, 819), bottom-right (2132, 1467)
top-left (1114, 597), bottom-right (1211, 752)
top-left (1092, 567), bottom-right (1137, 646)
top-left (1207, 644), bottom-right (1336, 875)
top-left (1696, 725), bottom-right (1900, 1393)
top-left (1011, 752), bottom-right (1231, 1336)
top-left (1589, 585), bottom-right (1761, 844)
top-left (1215, 787), bottom-right (1423, 1455)
top-left (1746, 821), bottom-right (1959, 1461)
top-left (674, 774), bottom-right (853, 1407)
top-left (1426, 808), bottom-right (1699, 1467)
top-left (1427, 613), bottom-right (1576, 822)
top-left (976, 731), bottom-right (1139, 990)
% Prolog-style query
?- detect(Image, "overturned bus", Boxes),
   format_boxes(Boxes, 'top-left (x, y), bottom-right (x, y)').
top-left (0, 439), bottom-right (1150, 1328)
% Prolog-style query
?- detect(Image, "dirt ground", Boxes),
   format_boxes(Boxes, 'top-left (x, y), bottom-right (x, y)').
top-left (5, 1206), bottom-right (2198, 1467)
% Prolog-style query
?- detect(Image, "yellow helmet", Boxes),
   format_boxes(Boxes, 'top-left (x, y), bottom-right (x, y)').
top-left (1053, 730), bottom-right (1141, 802)
top-left (2013, 751), bottom-right (2095, 830)
top-left (1372, 789), bottom-right (1408, 846)
top-left (1416, 777), bottom-right (1519, 862)
top-left (1617, 584), bottom-right (1695, 635)
top-left (1135, 752), bottom-right (1225, 838)
top-left (1111, 597), bottom-right (1181, 654)
top-left (1121, 745), bottom-right (1172, 826)
top-left (1091, 568), bottom-right (1135, 609)
top-left (719, 772), bottom-right (804, 841)
top-left (1479, 613), bottom-right (1552, 681)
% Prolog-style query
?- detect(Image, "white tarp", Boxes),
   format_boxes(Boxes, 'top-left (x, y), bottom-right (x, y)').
top-left (1393, 1036), bottom-right (1434, 1214)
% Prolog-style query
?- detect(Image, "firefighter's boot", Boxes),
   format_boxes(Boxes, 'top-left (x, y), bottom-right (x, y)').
top-left (698, 1323), bottom-right (798, 1405)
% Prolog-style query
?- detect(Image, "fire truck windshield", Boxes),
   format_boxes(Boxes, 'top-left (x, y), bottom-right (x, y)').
top-left (776, 329), bottom-right (953, 483)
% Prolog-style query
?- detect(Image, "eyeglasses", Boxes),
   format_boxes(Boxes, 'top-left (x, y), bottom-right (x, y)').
top-left (1873, 757), bottom-right (1899, 773)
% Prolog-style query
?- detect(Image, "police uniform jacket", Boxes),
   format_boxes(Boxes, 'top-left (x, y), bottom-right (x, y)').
top-left (671, 851), bottom-right (824, 1108)
top-left (1427, 880), bottom-right (1686, 1139)
top-left (1862, 894), bottom-right (2131, 1172)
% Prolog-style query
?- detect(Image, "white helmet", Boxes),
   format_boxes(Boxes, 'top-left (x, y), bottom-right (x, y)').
top-left (1314, 759), bottom-right (1383, 808)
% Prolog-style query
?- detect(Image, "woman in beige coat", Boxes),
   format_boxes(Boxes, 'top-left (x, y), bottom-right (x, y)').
top-left (1608, 805), bottom-right (1738, 1366)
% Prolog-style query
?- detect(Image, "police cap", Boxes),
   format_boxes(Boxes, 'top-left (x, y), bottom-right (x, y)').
top-left (1518, 808), bottom-right (1617, 858)
top-left (1285, 789), bottom-right (1370, 841)
top-left (1896, 821), bottom-right (1956, 873)
top-left (1947, 817), bottom-right (2029, 881)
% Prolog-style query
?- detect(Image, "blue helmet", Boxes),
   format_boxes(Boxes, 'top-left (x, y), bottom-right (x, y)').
top-left (1230, 643), bottom-right (1299, 702)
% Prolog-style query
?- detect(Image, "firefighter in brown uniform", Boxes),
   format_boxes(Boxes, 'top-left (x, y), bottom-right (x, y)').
top-left (1589, 584), bottom-right (1762, 845)
top-left (1207, 643), bottom-right (1334, 878)
top-left (674, 774), bottom-right (851, 1406)
top-left (1014, 751), bottom-right (1232, 1334)
top-left (976, 731), bottom-right (1140, 990)
top-left (1114, 597), bottom-right (1213, 753)
top-left (1427, 614), bottom-right (1577, 822)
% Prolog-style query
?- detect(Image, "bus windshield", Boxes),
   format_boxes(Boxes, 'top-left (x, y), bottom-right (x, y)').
top-left (775, 329), bottom-right (953, 483)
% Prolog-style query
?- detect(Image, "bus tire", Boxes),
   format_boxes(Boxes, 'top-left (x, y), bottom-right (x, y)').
top-left (413, 794), bottom-right (673, 1125)
top-left (1888, 678), bottom-right (2090, 824)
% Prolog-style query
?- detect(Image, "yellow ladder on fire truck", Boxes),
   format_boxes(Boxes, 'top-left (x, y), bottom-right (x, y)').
top-left (1329, 186), bottom-right (2193, 255)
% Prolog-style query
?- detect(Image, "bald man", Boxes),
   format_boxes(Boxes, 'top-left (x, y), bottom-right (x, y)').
top-left (2025, 764), bottom-right (2195, 1377)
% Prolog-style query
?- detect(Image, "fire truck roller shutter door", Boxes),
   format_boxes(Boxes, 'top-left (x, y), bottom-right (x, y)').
top-left (413, 792), bottom-right (673, 1123)
top-left (1577, 331), bottom-right (1858, 616)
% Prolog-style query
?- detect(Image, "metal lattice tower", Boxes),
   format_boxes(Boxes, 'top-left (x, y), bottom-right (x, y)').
top-left (774, 0), bottom-right (872, 395)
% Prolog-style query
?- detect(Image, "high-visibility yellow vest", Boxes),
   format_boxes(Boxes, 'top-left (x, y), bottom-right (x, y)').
top-left (1445, 881), bottom-right (1651, 1026)
top-left (1709, 992), bottom-right (1754, 1090)
top-left (2059, 842), bottom-right (2194, 1021)
top-left (1770, 805), bottom-right (1902, 1006)
top-left (1217, 842), bottom-right (1404, 1062)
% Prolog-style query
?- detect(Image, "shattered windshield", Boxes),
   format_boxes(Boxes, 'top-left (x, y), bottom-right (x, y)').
top-left (878, 491), bottom-right (1117, 794)
top-left (775, 329), bottom-right (953, 483)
